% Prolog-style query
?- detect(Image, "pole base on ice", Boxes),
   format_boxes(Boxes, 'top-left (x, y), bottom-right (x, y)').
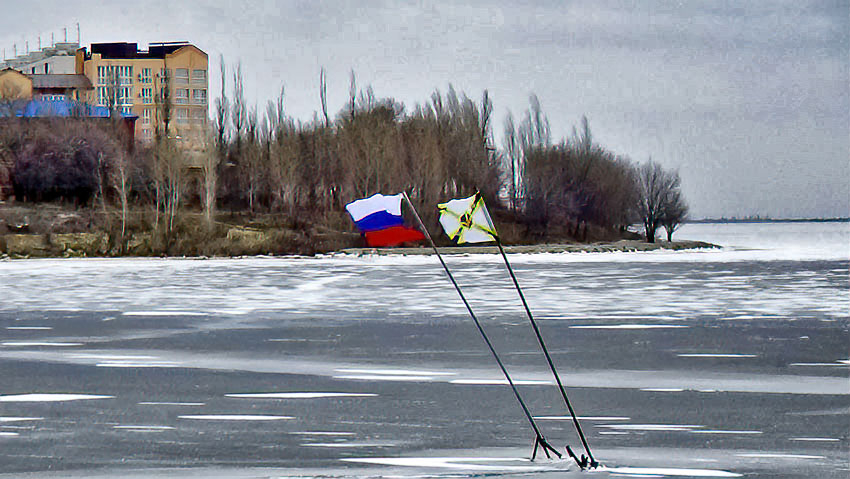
top-left (531, 435), bottom-right (562, 461)
top-left (566, 445), bottom-right (600, 470)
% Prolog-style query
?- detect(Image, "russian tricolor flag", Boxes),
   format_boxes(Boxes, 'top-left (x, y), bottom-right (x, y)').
top-left (345, 193), bottom-right (425, 247)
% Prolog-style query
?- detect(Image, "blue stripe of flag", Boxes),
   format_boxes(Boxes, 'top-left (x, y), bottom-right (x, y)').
top-left (354, 210), bottom-right (404, 232)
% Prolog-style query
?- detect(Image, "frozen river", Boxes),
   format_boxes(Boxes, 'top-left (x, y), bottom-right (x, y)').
top-left (0, 222), bottom-right (847, 478)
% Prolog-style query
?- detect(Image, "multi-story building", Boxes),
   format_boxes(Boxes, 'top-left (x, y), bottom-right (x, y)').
top-left (76, 42), bottom-right (208, 143)
top-left (0, 42), bottom-right (80, 75)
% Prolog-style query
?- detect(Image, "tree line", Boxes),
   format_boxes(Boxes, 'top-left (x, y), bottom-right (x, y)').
top-left (0, 60), bottom-right (688, 253)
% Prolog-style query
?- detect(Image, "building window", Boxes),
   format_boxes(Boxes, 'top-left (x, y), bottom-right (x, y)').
top-left (175, 68), bottom-right (189, 83)
top-left (141, 68), bottom-right (152, 84)
top-left (191, 108), bottom-right (207, 123)
top-left (98, 66), bottom-right (107, 85)
top-left (176, 108), bottom-right (189, 123)
top-left (119, 66), bottom-right (133, 85)
top-left (159, 68), bottom-right (171, 81)
top-left (44, 64), bottom-right (49, 74)
top-left (142, 129), bottom-right (152, 140)
top-left (118, 86), bottom-right (133, 105)
top-left (121, 106), bottom-right (132, 115)
top-left (142, 109), bottom-right (151, 124)
top-left (192, 89), bottom-right (207, 104)
top-left (141, 87), bottom-right (153, 104)
top-left (174, 88), bottom-right (189, 104)
top-left (97, 86), bottom-right (108, 106)
top-left (192, 69), bottom-right (206, 84)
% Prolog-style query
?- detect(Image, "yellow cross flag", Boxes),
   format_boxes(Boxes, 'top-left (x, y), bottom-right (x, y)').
top-left (437, 192), bottom-right (498, 244)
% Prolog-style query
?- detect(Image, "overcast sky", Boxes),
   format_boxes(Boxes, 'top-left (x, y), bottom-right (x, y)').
top-left (2, 0), bottom-right (848, 218)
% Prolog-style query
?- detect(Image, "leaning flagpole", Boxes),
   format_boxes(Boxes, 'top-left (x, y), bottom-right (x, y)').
top-left (401, 192), bottom-right (561, 461)
top-left (491, 233), bottom-right (598, 468)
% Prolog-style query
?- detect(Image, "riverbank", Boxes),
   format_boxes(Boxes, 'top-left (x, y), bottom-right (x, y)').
top-left (0, 203), bottom-right (718, 259)
top-left (337, 240), bottom-right (719, 256)
top-left (0, 234), bottom-right (719, 259)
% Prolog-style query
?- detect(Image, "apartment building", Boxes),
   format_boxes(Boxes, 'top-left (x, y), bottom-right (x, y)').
top-left (76, 42), bottom-right (208, 142)
top-left (0, 42), bottom-right (79, 75)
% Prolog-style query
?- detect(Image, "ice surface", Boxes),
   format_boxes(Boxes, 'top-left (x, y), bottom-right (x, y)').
top-left (177, 415), bottom-right (292, 421)
top-left (736, 453), bottom-right (825, 459)
top-left (0, 417), bottom-right (42, 422)
top-left (604, 466), bottom-right (742, 477)
top-left (225, 392), bottom-right (377, 399)
top-left (113, 425), bottom-right (175, 430)
top-left (341, 456), bottom-right (540, 472)
top-left (0, 393), bottom-right (113, 402)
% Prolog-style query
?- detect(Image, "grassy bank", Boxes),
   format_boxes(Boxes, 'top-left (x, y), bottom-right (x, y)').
top-left (0, 202), bottom-right (712, 259)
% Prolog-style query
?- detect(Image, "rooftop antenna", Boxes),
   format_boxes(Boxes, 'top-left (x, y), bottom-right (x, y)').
top-left (76, 23), bottom-right (80, 44)
top-left (25, 41), bottom-right (29, 54)
top-left (63, 28), bottom-right (67, 42)
top-left (38, 36), bottom-right (41, 50)
top-left (51, 32), bottom-right (55, 47)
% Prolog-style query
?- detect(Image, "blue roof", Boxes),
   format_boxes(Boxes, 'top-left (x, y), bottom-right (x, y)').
top-left (6, 99), bottom-right (137, 120)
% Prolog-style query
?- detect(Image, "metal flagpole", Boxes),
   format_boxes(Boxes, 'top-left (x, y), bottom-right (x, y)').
top-left (401, 192), bottom-right (561, 460)
top-left (493, 237), bottom-right (598, 469)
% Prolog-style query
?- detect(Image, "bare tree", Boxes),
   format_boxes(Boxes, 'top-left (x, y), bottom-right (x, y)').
top-left (199, 133), bottom-right (217, 230)
top-left (660, 187), bottom-right (688, 241)
top-left (214, 55), bottom-right (229, 162)
top-left (231, 62), bottom-right (246, 158)
top-left (110, 149), bottom-right (131, 250)
top-left (319, 67), bottom-right (330, 128)
top-left (503, 112), bottom-right (519, 211)
top-left (636, 159), bottom-right (681, 243)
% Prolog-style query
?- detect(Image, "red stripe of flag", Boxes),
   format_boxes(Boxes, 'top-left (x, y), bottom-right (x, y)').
top-left (364, 226), bottom-right (425, 247)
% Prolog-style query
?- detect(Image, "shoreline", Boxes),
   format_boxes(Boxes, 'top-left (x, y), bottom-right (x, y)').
top-left (336, 240), bottom-right (719, 256)
top-left (0, 237), bottom-right (720, 260)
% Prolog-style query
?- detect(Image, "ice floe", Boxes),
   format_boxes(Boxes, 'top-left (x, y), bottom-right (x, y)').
top-left (113, 425), bottom-right (175, 431)
top-left (178, 415), bottom-right (292, 421)
top-left (689, 430), bottom-right (762, 434)
top-left (5, 327), bottom-right (53, 330)
top-left (0, 417), bottom-right (43, 422)
top-left (736, 453), bottom-right (825, 459)
top-left (334, 375), bottom-right (435, 382)
top-left (677, 354), bottom-right (758, 358)
top-left (2, 342), bottom-right (83, 347)
top-left (450, 379), bottom-right (554, 385)
top-left (335, 368), bottom-right (456, 376)
top-left (225, 392), bottom-right (377, 399)
top-left (604, 466), bottom-right (742, 477)
top-left (598, 424), bottom-right (703, 431)
top-left (789, 437), bottom-right (840, 442)
top-left (0, 393), bottom-right (113, 402)
top-left (569, 324), bottom-right (689, 330)
top-left (534, 415), bottom-right (631, 421)
top-left (301, 442), bottom-right (396, 448)
top-left (341, 456), bottom-right (539, 472)
top-left (95, 361), bottom-right (182, 368)
top-left (138, 402), bottom-right (205, 406)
